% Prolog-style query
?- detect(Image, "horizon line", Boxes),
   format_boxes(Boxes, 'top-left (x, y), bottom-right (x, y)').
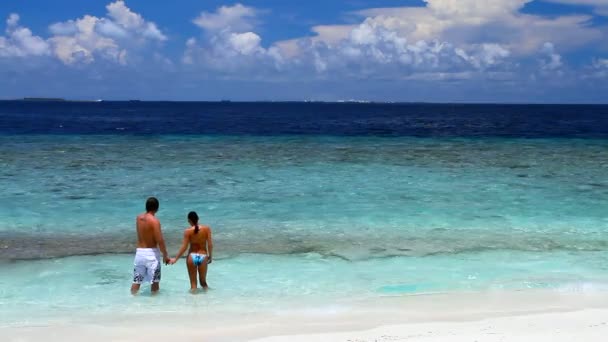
top-left (1, 98), bottom-right (607, 105)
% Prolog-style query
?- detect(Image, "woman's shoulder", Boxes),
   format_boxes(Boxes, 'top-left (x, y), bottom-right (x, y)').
top-left (194, 224), bottom-right (211, 233)
top-left (185, 225), bottom-right (210, 232)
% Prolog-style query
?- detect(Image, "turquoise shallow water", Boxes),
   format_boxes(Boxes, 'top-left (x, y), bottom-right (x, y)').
top-left (2, 251), bottom-right (608, 326)
top-left (1, 135), bottom-right (608, 325)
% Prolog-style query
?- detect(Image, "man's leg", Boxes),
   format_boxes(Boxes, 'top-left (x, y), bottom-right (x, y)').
top-left (132, 264), bottom-right (145, 295)
top-left (131, 283), bottom-right (141, 295)
top-left (150, 263), bottom-right (161, 294)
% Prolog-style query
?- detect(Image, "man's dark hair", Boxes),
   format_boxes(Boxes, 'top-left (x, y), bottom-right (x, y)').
top-left (145, 197), bottom-right (159, 212)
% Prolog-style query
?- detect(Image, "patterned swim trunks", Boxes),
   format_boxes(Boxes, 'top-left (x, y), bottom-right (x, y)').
top-left (132, 248), bottom-right (161, 284)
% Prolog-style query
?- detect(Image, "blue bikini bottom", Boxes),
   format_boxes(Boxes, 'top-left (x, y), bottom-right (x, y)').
top-left (191, 253), bottom-right (207, 266)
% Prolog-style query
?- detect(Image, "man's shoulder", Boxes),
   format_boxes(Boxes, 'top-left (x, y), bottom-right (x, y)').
top-left (137, 213), bottom-right (160, 224)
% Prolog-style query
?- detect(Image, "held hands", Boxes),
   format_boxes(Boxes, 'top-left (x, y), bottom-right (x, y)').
top-left (169, 258), bottom-right (177, 265)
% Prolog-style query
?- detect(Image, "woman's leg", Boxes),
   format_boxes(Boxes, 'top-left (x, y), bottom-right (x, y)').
top-left (198, 259), bottom-right (209, 290)
top-left (186, 255), bottom-right (198, 292)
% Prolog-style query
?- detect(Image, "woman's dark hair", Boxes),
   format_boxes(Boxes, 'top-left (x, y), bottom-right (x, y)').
top-left (188, 211), bottom-right (200, 234)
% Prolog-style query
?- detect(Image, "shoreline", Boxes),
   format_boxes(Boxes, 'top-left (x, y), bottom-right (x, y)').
top-left (253, 309), bottom-right (608, 341)
top-left (3, 289), bottom-right (608, 341)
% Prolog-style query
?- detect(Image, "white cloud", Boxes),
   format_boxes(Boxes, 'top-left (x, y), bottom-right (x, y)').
top-left (49, 21), bottom-right (78, 36)
top-left (424, 0), bottom-right (531, 19)
top-left (181, 2), bottom-right (556, 79)
top-left (228, 32), bottom-right (262, 55)
top-left (0, 13), bottom-right (50, 57)
top-left (48, 1), bottom-right (166, 65)
top-left (106, 0), bottom-right (166, 41)
top-left (96, 20), bottom-right (129, 39)
top-left (455, 44), bottom-right (511, 69)
top-left (539, 42), bottom-right (563, 71)
top-left (2, 0), bottom-right (607, 90)
top-left (590, 57), bottom-right (608, 77)
top-left (49, 15), bottom-right (123, 65)
top-left (337, 20), bottom-right (453, 68)
top-left (185, 4), bottom-right (282, 73)
top-left (262, 0), bottom-right (605, 81)
top-left (320, 1), bottom-right (601, 55)
top-left (7, 14), bottom-right (20, 28)
top-left (269, 9), bottom-right (516, 78)
top-left (594, 58), bottom-right (608, 68)
top-left (193, 3), bottom-right (258, 32)
top-left (328, 36), bottom-right (509, 75)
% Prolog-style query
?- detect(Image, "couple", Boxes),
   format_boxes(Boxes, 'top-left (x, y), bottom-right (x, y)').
top-left (130, 197), bottom-right (214, 295)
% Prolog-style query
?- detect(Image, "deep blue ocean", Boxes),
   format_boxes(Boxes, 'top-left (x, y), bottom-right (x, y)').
top-left (1, 101), bottom-right (608, 137)
top-left (1, 101), bottom-right (607, 325)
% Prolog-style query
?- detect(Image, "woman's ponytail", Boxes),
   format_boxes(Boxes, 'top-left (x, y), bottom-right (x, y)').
top-left (188, 211), bottom-right (200, 234)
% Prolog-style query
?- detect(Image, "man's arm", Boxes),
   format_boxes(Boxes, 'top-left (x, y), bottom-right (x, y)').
top-left (153, 220), bottom-right (170, 263)
top-left (135, 217), bottom-right (141, 243)
top-left (207, 227), bottom-right (213, 264)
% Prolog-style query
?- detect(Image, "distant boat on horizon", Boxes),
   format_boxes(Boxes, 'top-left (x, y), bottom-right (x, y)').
top-left (23, 97), bottom-right (66, 102)
top-left (20, 98), bottom-right (103, 103)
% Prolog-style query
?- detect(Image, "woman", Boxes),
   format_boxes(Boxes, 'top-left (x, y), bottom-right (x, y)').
top-left (170, 211), bottom-right (213, 292)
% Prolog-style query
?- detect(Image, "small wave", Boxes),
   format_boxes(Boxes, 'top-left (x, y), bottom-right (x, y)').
top-left (555, 281), bottom-right (608, 293)
top-left (2, 229), bottom-right (608, 261)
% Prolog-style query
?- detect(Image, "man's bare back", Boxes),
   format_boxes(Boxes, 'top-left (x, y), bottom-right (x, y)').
top-left (136, 213), bottom-right (164, 249)
top-left (131, 197), bottom-right (169, 295)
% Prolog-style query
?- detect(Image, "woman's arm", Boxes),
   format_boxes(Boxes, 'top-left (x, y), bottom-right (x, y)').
top-left (207, 227), bottom-right (213, 264)
top-left (170, 230), bottom-right (190, 264)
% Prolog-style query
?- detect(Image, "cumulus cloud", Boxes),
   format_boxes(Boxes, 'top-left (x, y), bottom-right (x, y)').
top-left (294, 24), bottom-right (513, 77)
top-left (425, 0), bottom-right (531, 20)
top-left (539, 42), bottom-right (563, 71)
top-left (49, 15), bottom-right (124, 65)
top-left (184, 4), bottom-right (282, 73)
top-left (312, 0), bottom-right (601, 55)
top-left (262, 0), bottom-right (605, 81)
top-left (227, 31), bottom-right (263, 55)
top-left (455, 44), bottom-right (511, 70)
top-left (7, 13), bottom-right (20, 28)
top-left (590, 57), bottom-right (608, 77)
top-left (268, 5), bottom-right (522, 78)
top-left (48, 0), bottom-right (166, 65)
top-left (346, 20), bottom-right (510, 71)
top-left (106, 0), bottom-right (166, 41)
top-left (0, 14), bottom-right (50, 57)
top-left (49, 21), bottom-right (78, 36)
top-left (2, 0), bottom-right (607, 94)
top-left (182, 2), bottom-right (531, 79)
top-left (193, 3), bottom-right (258, 32)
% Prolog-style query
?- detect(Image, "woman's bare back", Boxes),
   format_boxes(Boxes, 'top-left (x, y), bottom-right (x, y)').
top-left (187, 225), bottom-right (211, 254)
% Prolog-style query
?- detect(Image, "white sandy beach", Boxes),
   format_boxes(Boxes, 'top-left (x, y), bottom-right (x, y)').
top-left (3, 290), bottom-right (608, 341)
top-left (253, 309), bottom-right (608, 342)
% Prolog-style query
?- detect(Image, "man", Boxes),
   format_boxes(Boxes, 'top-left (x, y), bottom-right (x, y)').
top-left (131, 197), bottom-right (170, 295)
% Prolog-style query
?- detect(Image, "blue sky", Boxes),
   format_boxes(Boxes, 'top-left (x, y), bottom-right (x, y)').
top-left (1, 0), bottom-right (607, 102)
